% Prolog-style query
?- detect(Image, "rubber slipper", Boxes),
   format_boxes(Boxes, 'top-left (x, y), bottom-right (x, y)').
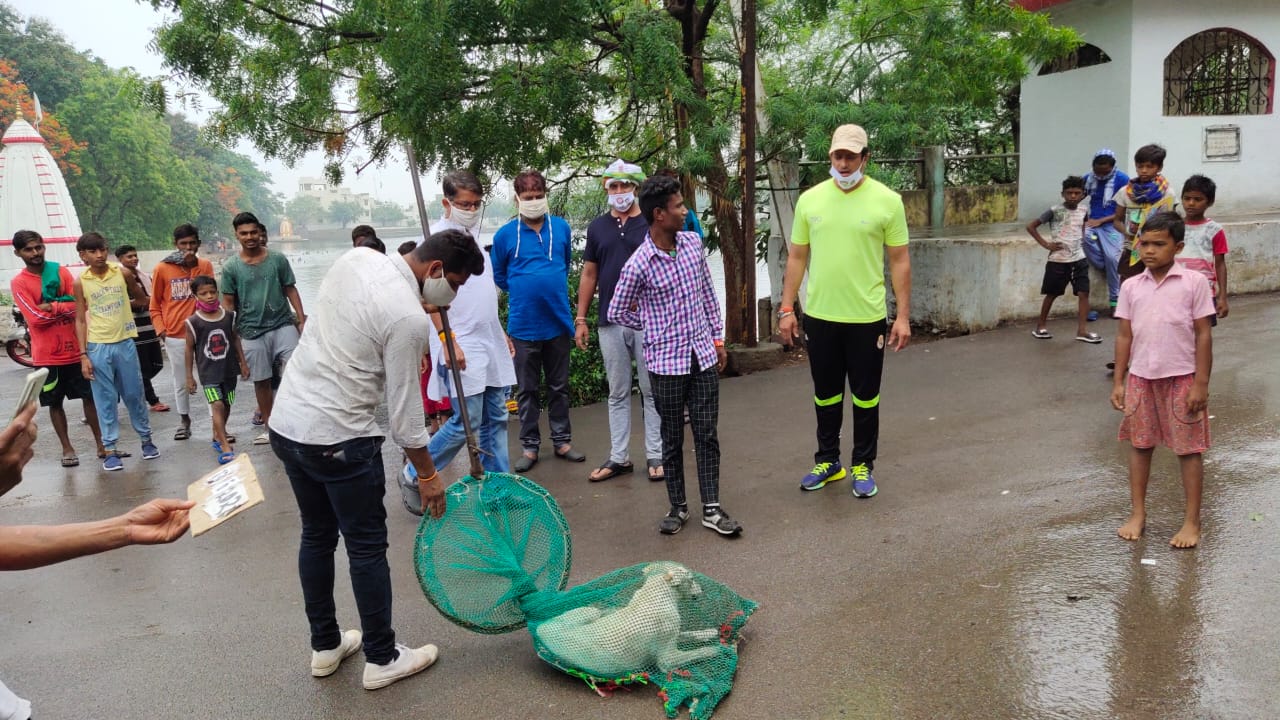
top-left (150, 402), bottom-right (171, 412)
top-left (1031, 329), bottom-right (1052, 339)
top-left (174, 426), bottom-right (191, 441)
top-left (61, 455), bottom-right (80, 468)
top-left (97, 450), bottom-right (131, 459)
top-left (514, 453), bottom-right (538, 473)
top-left (217, 450), bottom-right (236, 465)
top-left (555, 446), bottom-right (586, 463)
top-left (251, 409), bottom-right (264, 426)
top-left (647, 458), bottom-right (665, 481)
top-left (1075, 332), bottom-right (1103, 344)
top-left (589, 460), bottom-right (634, 482)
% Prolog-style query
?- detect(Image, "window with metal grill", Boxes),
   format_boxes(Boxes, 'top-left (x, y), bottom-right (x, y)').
top-left (1164, 28), bottom-right (1274, 116)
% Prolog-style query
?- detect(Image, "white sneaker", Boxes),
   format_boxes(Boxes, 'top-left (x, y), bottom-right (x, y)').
top-left (362, 643), bottom-right (439, 690)
top-left (311, 629), bottom-right (362, 677)
top-left (253, 432), bottom-right (270, 445)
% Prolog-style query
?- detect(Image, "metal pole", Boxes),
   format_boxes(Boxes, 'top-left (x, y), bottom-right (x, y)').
top-left (405, 142), bottom-right (433, 238)
top-left (404, 140), bottom-right (483, 478)
top-left (741, 0), bottom-right (758, 347)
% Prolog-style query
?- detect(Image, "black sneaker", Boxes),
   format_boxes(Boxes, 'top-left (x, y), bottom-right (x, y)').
top-left (658, 505), bottom-right (690, 535)
top-left (702, 507), bottom-right (743, 536)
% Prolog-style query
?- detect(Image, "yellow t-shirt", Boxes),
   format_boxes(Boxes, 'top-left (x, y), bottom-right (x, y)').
top-left (81, 263), bottom-right (137, 344)
top-left (791, 177), bottom-right (909, 323)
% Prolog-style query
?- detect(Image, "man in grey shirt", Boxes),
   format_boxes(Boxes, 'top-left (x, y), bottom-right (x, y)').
top-left (269, 229), bottom-right (485, 691)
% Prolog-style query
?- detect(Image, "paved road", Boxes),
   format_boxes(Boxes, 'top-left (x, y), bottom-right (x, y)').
top-left (2, 294), bottom-right (1277, 719)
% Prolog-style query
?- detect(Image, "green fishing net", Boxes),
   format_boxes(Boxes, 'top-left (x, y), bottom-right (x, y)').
top-left (414, 472), bottom-right (757, 719)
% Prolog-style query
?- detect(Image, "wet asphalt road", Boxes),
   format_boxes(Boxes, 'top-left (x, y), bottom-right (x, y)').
top-left (1, 294), bottom-right (1277, 720)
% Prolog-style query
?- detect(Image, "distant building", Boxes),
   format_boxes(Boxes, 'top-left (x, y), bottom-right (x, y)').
top-left (0, 110), bottom-right (83, 279)
top-left (1017, 0), bottom-right (1279, 218)
top-left (296, 176), bottom-right (375, 223)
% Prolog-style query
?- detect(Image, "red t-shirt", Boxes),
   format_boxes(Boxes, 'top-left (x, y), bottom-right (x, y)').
top-left (9, 265), bottom-right (80, 366)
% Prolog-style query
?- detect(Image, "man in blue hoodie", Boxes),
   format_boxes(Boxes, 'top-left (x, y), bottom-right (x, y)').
top-left (490, 169), bottom-right (583, 472)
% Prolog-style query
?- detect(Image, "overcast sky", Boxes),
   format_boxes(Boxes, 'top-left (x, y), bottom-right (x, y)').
top-left (9, 0), bottom-right (424, 207)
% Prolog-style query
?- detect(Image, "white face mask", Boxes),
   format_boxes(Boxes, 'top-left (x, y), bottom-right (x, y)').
top-left (829, 161), bottom-right (864, 190)
top-left (421, 268), bottom-right (457, 307)
top-left (448, 202), bottom-right (481, 229)
top-left (518, 197), bottom-right (548, 221)
top-left (608, 191), bottom-right (636, 213)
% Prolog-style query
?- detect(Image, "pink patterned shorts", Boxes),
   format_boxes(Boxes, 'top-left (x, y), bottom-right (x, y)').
top-left (1118, 373), bottom-right (1210, 455)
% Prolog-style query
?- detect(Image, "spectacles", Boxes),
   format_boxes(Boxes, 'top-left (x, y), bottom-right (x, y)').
top-left (448, 199), bottom-right (482, 211)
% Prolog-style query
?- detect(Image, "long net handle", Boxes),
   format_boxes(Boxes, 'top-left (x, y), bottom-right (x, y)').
top-left (437, 306), bottom-right (485, 478)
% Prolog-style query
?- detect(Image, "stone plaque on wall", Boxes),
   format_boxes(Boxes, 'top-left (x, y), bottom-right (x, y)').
top-left (1203, 125), bottom-right (1241, 162)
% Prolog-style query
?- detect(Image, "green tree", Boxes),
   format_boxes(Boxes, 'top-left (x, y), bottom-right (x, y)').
top-left (326, 199), bottom-right (364, 228)
top-left (0, 3), bottom-right (92, 108)
top-left (371, 201), bottom-right (406, 226)
top-left (285, 195), bottom-right (326, 230)
top-left (56, 66), bottom-right (202, 247)
top-left (146, 0), bottom-right (1079, 340)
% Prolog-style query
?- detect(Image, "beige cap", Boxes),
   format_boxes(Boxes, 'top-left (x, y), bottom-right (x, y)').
top-left (829, 124), bottom-right (868, 155)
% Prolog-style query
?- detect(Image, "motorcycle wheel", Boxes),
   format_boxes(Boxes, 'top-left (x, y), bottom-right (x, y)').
top-left (6, 338), bottom-right (35, 367)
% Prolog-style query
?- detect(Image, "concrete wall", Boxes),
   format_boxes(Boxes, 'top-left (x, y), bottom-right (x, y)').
top-left (1128, 0), bottom-right (1280, 216)
top-left (908, 214), bottom-right (1280, 332)
top-left (1021, 0), bottom-right (1280, 218)
top-left (1019, 0), bottom-right (1134, 219)
top-left (902, 185), bottom-right (1019, 228)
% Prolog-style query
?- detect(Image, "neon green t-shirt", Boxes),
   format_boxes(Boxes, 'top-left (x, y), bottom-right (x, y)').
top-left (791, 177), bottom-right (909, 323)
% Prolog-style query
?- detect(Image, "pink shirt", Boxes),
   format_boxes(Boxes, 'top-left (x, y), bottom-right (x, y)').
top-left (1115, 263), bottom-right (1215, 379)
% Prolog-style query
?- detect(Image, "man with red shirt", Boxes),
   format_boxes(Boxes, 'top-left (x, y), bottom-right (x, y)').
top-left (9, 230), bottom-right (105, 466)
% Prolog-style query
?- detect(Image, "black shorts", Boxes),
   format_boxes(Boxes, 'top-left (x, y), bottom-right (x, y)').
top-left (38, 362), bottom-right (93, 407)
top-left (1042, 259), bottom-right (1090, 296)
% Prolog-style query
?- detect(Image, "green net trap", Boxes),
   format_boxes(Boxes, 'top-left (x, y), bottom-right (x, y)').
top-left (414, 472), bottom-right (757, 719)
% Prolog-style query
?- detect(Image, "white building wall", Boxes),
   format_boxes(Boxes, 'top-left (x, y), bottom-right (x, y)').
top-left (1018, 0), bottom-right (1135, 219)
top-left (1128, 0), bottom-right (1280, 215)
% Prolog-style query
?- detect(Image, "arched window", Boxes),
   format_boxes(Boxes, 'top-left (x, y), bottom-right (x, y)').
top-left (1164, 28), bottom-right (1274, 115)
top-left (1037, 43), bottom-right (1111, 75)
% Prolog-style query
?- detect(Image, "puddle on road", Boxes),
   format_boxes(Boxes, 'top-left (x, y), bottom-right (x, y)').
top-left (992, 425), bottom-right (1280, 718)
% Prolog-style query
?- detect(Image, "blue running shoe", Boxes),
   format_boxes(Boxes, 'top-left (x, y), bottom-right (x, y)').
top-left (800, 461), bottom-right (846, 491)
top-left (102, 453), bottom-right (124, 471)
top-left (1087, 310), bottom-right (1099, 322)
top-left (141, 441), bottom-right (160, 460)
top-left (851, 463), bottom-right (877, 498)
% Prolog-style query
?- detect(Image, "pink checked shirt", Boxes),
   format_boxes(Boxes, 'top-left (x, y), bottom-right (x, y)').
top-left (1114, 263), bottom-right (1215, 379)
top-left (608, 231), bottom-right (723, 375)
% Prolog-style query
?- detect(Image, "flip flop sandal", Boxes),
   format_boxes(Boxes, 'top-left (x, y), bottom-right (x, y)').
top-left (97, 450), bottom-right (132, 459)
top-left (251, 410), bottom-right (264, 426)
top-left (1031, 329), bottom-right (1052, 339)
top-left (647, 458), bottom-right (665, 481)
top-left (1075, 332), bottom-right (1103, 344)
top-left (212, 441), bottom-right (236, 465)
top-left (61, 455), bottom-right (80, 468)
top-left (174, 426), bottom-right (191, 441)
top-left (589, 460), bottom-right (634, 482)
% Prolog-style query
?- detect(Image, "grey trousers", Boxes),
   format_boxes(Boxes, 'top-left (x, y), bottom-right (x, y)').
top-left (598, 324), bottom-right (662, 464)
top-left (513, 335), bottom-right (572, 451)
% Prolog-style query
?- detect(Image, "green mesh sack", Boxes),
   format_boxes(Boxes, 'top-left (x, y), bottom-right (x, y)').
top-left (415, 473), bottom-right (757, 719)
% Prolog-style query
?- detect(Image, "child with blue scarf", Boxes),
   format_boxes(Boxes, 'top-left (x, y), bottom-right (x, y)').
top-left (1082, 149), bottom-right (1129, 315)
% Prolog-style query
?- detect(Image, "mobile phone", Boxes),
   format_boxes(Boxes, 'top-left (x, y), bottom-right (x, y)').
top-left (11, 367), bottom-right (49, 419)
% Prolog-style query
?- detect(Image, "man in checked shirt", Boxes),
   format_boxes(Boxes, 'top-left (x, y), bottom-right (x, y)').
top-left (609, 174), bottom-right (743, 537)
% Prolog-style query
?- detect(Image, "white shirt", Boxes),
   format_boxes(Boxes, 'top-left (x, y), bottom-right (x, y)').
top-left (425, 217), bottom-right (516, 400)
top-left (270, 248), bottom-right (431, 449)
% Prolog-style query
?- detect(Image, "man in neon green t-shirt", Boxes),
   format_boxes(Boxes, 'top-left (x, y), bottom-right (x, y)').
top-left (778, 124), bottom-right (912, 499)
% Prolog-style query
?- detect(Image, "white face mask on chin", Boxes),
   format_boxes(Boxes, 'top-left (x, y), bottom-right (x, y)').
top-left (829, 160), bottom-right (865, 190)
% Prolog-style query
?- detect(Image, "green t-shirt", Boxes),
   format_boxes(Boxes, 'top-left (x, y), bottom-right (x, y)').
top-left (791, 177), bottom-right (909, 323)
top-left (219, 250), bottom-right (297, 339)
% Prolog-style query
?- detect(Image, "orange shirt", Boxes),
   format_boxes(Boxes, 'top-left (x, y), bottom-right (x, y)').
top-left (149, 258), bottom-right (214, 338)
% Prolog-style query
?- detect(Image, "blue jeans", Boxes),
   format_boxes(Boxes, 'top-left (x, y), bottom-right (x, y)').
top-left (1082, 224), bottom-right (1124, 303)
top-left (427, 376), bottom-right (511, 474)
top-left (86, 340), bottom-right (151, 450)
top-left (270, 431), bottom-right (397, 664)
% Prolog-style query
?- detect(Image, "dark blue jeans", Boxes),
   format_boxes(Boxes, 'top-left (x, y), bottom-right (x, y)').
top-left (270, 431), bottom-right (396, 664)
